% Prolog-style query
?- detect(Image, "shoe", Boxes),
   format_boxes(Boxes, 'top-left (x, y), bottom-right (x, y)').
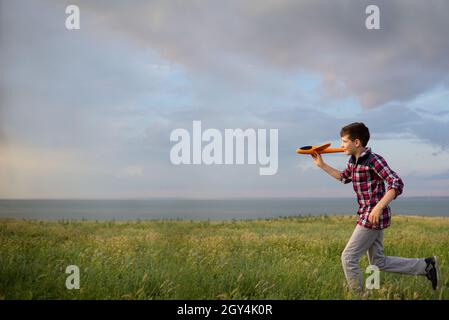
top-left (425, 256), bottom-right (439, 290)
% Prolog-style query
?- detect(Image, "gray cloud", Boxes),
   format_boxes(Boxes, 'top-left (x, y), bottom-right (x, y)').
top-left (1, 0), bottom-right (449, 198)
top-left (58, 0), bottom-right (449, 108)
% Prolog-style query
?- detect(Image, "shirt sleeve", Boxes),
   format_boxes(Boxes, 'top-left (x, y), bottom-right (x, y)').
top-left (371, 155), bottom-right (404, 198)
top-left (340, 162), bottom-right (352, 184)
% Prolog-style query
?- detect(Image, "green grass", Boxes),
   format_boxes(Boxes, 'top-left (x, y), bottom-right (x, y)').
top-left (1, 215), bottom-right (448, 300)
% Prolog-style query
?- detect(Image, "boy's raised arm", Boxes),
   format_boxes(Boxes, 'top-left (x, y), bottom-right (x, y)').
top-left (311, 152), bottom-right (342, 181)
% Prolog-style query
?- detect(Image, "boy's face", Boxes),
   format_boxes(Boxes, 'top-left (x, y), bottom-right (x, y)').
top-left (340, 134), bottom-right (362, 156)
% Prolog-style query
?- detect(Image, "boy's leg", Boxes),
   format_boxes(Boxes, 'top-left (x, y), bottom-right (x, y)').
top-left (341, 225), bottom-right (381, 290)
top-left (367, 231), bottom-right (427, 275)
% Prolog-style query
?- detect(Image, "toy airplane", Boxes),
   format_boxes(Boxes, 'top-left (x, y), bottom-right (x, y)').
top-left (296, 143), bottom-right (345, 155)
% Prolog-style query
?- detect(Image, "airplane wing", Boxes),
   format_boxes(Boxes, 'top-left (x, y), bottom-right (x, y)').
top-left (313, 143), bottom-right (331, 153)
top-left (296, 143), bottom-right (344, 155)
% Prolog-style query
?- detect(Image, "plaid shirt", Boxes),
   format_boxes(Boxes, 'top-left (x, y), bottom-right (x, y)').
top-left (340, 147), bottom-right (404, 230)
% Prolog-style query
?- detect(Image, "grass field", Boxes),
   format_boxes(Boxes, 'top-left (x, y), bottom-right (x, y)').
top-left (0, 215), bottom-right (448, 300)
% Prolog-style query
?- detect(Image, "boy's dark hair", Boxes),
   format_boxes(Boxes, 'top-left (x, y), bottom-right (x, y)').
top-left (340, 122), bottom-right (370, 147)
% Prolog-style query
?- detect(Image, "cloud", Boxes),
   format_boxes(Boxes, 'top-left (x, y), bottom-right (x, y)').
top-left (426, 170), bottom-right (449, 180)
top-left (116, 165), bottom-right (144, 178)
top-left (0, 144), bottom-right (105, 198)
top-left (1, 0), bottom-right (449, 198)
top-left (57, 0), bottom-right (449, 108)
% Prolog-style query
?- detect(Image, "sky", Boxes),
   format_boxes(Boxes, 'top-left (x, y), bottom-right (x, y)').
top-left (1, 0), bottom-right (449, 199)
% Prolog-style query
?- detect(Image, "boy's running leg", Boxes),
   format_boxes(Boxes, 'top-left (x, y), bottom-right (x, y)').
top-left (367, 232), bottom-right (439, 289)
top-left (341, 225), bottom-right (380, 290)
top-left (367, 231), bottom-right (426, 275)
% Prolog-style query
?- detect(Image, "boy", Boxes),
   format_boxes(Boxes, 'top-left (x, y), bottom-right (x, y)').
top-left (311, 122), bottom-right (438, 291)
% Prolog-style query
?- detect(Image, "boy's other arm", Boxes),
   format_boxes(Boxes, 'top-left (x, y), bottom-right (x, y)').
top-left (368, 155), bottom-right (404, 226)
top-left (368, 188), bottom-right (396, 225)
top-left (311, 152), bottom-right (342, 181)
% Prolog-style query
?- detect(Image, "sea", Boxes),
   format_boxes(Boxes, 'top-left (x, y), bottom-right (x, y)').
top-left (0, 197), bottom-right (448, 221)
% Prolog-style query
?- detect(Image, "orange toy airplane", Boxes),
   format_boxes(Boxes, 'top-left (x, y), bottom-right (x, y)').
top-left (296, 143), bottom-right (345, 155)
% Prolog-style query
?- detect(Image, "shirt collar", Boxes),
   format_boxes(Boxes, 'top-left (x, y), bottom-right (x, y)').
top-left (351, 147), bottom-right (371, 164)
top-left (359, 147), bottom-right (371, 158)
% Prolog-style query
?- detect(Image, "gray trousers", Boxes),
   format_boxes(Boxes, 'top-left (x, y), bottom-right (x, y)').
top-left (341, 224), bottom-right (427, 290)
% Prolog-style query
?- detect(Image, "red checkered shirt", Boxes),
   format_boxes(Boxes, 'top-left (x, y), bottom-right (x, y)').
top-left (340, 147), bottom-right (404, 230)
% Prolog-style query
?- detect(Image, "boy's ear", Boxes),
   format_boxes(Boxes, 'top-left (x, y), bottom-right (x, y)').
top-left (354, 138), bottom-right (361, 147)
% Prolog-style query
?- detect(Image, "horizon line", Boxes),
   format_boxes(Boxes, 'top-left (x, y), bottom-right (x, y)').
top-left (1, 195), bottom-right (449, 201)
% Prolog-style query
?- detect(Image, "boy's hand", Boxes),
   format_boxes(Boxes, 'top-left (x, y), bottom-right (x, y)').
top-left (311, 152), bottom-right (324, 168)
top-left (368, 207), bottom-right (382, 225)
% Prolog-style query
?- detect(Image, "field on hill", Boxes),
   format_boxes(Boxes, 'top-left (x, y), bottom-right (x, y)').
top-left (1, 215), bottom-right (447, 299)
